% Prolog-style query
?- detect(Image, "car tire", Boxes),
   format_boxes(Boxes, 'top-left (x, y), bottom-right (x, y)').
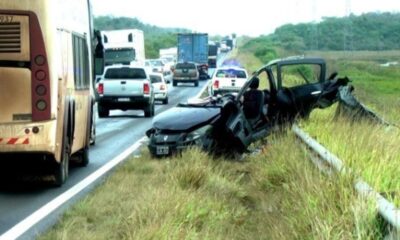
top-left (173, 80), bottom-right (177, 87)
top-left (163, 97), bottom-right (169, 105)
top-left (144, 103), bottom-right (155, 117)
top-left (194, 80), bottom-right (199, 87)
top-left (98, 104), bottom-right (109, 118)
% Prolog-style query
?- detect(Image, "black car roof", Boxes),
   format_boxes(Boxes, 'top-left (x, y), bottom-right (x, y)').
top-left (265, 56), bottom-right (326, 67)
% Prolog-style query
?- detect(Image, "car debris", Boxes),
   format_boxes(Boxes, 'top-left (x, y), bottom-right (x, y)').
top-left (336, 85), bottom-right (398, 127)
top-left (146, 57), bottom-right (355, 157)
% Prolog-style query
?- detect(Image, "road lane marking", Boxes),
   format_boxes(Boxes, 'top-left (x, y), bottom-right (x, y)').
top-left (0, 136), bottom-right (147, 240)
top-left (195, 80), bottom-right (210, 99)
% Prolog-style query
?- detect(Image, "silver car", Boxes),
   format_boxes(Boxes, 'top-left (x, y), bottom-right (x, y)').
top-left (150, 73), bottom-right (169, 104)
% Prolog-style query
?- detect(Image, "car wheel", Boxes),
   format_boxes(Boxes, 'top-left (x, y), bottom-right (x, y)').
top-left (163, 97), bottom-right (169, 105)
top-left (194, 80), bottom-right (199, 87)
top-left (173, 80), bottom-right (177, 87)
top-left (151, 103), bottom-right (155, 116)
top-left (144, 103), bottom-right (154, 117)
top-left (98, 104), bottom-right (109, 118)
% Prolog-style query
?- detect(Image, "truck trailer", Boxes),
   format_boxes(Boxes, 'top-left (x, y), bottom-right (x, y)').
top-left (177, 33), bottom-right (209, 79)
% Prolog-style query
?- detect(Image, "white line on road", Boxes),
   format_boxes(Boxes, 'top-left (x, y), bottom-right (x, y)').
top-left (195, 80), bottom-right (210, 99)
top-left (0, 136), bottom-right (147, 240)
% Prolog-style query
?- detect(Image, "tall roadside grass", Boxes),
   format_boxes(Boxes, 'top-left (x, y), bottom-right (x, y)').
top-left (301, 106), bottom-right (400, 206)
top-left (40, 133), bottom-right (381, 240)
top-left (300, 51), bottom-right (400, 207)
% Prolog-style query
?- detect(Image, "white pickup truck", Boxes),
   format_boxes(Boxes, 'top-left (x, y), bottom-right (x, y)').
top-left (97, 65), bottom-right (155, 117)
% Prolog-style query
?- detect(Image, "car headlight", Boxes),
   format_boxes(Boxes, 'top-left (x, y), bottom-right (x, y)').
top-left (184, 125), bottom-right (211, 143)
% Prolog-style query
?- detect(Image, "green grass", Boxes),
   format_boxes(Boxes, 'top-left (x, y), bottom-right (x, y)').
top-left (300, 106), bottom-right (400, 205)
top-left (300, 51), bottom-right (400, 205)
top-left (40, 135), bottom-right (382, 240)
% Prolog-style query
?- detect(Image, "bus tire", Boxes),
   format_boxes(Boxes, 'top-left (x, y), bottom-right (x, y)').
top-left (194, 80), bottom-right (199, 87)
top-left (90, 105), bottom-right (96, 145)
top-left (98, 104), bottom-right (109, 118)
top-left (75, 146), bottom-right (89, 167)
top-left (53, 134), bottom-right (70, 187)
top-left (90, 121), bottom-right (96, 145)
top-left (173, 80), bottom-right (177, 86)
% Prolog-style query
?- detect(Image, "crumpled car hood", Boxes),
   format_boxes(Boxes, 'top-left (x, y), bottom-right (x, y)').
top-left (153, 106), bottom-right (220, 131)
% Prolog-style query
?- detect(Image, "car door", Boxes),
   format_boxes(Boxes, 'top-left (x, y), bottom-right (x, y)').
top-left (276, 60), bottom-right (328, 118)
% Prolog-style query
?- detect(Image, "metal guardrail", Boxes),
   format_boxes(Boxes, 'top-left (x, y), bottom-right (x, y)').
top-left (292, 124), bottom-right (400, 236)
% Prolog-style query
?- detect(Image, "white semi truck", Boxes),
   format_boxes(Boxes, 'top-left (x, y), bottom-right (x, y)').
top-left (101, 29), bottom-right (145, 66)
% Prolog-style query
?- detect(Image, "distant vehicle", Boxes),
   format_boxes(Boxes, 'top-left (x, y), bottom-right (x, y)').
top-left (224, 39), bottom-right (234, 50)
top-left (145, 59), bottom-right (164, 73)
top-left (220, 43), bottom-right (230, 53)
top-left (177, 33), bottom-right (209, 79)
top-left (0, 0), bottom-right (102, 186)
top-left (145, 59), bottom-right (172, 84)
top-left (159, 47), bottom-right (177, 63)
top-left (147, 57), bottom-right (352, 157)
top-left (97, 65), bottom-right (155, 117)
top-left (172, 62), bottom-right (199, 87)
top-left (150, 73), bottom-right (169, 104)
top-left (210, 66), bottom-right (249, 96)
top-left (101, 29), bottom-right (145, 67)
top-left (208, 42), bottom-right (218, 68)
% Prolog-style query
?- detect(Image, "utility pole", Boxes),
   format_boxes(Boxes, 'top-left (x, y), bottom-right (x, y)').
top-left (311, 0), bottom-right (318, 50)
top-left (344, 0), bottom-right (353, 53)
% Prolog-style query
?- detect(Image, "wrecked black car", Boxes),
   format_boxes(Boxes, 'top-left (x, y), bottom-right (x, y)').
top-left (146, 57), bottom-right (350, 157)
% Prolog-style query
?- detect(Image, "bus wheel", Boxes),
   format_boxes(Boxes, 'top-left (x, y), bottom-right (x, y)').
top-left (53, 135), bottom-right (70, 186)
top-left (75, 146), bottom-right (89, 167)
top-left (98, 104), bottom-right (109, 118)
top-left (90, 115), bottom-right (96, 145)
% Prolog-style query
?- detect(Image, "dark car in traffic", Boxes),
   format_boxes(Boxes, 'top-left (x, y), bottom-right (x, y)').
top-left (147, 57), bottom-right (351, 157)
top-left (172, 62), bottom-right (199, 87)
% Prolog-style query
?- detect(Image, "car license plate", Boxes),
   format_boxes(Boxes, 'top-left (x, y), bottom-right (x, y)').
top-left (156, 146), bottom-right (169, 155)
top-left (118, 98), bottom-right (130, 102)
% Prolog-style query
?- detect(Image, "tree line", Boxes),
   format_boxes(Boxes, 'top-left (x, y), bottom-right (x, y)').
top-left (270, 12), bottom-right (400, 51)
top-left (94, 12), bottom-right (400, 60)
top-left (94, 16), bottom-right (189, 58)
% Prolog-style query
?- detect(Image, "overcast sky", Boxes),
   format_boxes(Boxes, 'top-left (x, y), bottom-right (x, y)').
top-left (91, 0), bottom-right (399, 36)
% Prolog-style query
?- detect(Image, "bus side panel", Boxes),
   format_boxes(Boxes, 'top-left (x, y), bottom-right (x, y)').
top-left (69, 33), bottom-right (91, 154)
top-left (71, 91), bottom-right (90, 154)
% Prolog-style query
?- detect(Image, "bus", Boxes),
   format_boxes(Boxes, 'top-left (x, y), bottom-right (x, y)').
top-left (0, 0), bottom-right (103, 186)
